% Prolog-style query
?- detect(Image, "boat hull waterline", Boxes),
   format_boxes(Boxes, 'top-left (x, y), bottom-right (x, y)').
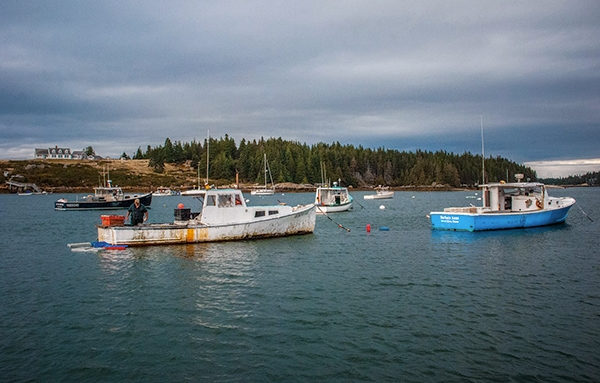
top-left (315, 201), bottom-right (353, 213)
top-left (98, 203), bottom-right (316, 246)
top-left (430, 199), bottom-right (575, 231)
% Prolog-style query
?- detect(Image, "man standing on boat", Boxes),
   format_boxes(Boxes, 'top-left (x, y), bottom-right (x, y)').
top-left (126, 198), bottom-right (148, 226)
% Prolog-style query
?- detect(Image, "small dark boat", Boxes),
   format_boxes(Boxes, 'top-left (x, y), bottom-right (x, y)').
top-left (55, 177), bottom-right (152, 211)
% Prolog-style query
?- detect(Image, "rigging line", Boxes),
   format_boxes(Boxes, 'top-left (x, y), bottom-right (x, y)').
top-left (315, 205), bottom-right (351, 232)
top-left (577, 205), bottom-right (594, 222)
top-left (353, 196), bottom-right (365, 209)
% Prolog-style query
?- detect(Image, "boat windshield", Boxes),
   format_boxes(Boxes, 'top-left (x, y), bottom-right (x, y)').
top-left (502, 186), bottom-right (542, 196)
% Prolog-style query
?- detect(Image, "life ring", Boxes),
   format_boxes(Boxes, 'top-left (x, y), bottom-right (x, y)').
top-left (536, 199), bottom-right (543, 209)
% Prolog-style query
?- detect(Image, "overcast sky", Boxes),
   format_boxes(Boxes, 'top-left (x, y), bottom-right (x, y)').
top-left (1, 1), bottom-right (598, 176)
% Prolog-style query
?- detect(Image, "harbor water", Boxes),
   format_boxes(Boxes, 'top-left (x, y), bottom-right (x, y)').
top-left (1, 188), bottom-right (599, 382)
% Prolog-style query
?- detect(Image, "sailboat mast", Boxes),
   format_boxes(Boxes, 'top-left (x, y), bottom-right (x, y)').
top-left (481, 116), bottom-right (485, 185)
top-left (264, 153), bottom-right (267, 188)
top-left (206, 129), bottom-right (210, 185)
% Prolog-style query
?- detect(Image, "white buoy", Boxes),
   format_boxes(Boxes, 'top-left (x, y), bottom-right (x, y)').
top-left (379, 205), bottom-right (385, 210)
top-left (245, 199), bottom-right (250, 203)
top-left (411, 195), bottom-right (415, 199)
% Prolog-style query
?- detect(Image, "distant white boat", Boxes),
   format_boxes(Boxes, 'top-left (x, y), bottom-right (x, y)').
top-left (251, 153), bottom-right (275, 195)
top-left (152, 187), bottom-right (178, 197)
top-left (98, 188), bottom-right (315, 246)
top-left (364, 186), bottom-right (394, 200)
top-left (315, 182), bottom-right (353, 213)
top-left (180, 188), bottom-right (207, 196)
top-left (18, 191), bottom-right (47, 195)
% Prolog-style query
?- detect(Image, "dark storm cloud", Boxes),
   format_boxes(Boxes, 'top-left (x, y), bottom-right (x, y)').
top-left (1, 1), bottom-right (598, 175)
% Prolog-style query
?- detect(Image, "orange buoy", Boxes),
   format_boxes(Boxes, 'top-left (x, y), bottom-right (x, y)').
top-left (177, 203), bottom-right (185, 209)
top-left (366, 224), bottom-right (371, 233)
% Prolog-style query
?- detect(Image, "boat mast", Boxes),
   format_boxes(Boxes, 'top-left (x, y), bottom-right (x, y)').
top-left (263, 153), bottom-right (267, 188)
top-left (481, 116), bottom-right (485, 185)
top-left (206, 129), bottom-right (210, 186)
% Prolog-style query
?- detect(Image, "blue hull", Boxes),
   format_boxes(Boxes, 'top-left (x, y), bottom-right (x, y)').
top-left (430, 205), bottom-right (573, 231)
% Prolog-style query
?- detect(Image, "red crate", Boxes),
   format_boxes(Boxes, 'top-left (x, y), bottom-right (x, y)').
top-left (101, 215), bottom-right (125, 227)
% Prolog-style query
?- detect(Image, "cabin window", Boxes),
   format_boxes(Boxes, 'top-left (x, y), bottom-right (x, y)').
top-left (268, 210), bottom-right (278, 215)
top-left (218, 194), bottom-right (234, 208)
top-left (206, 195), bottom-right (216, 206)
top-left (255, 210), bottom-right (265, 217)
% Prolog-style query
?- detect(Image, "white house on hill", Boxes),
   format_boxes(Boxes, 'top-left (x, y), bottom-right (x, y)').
top-left (34, 146), bottom-right (92, 159)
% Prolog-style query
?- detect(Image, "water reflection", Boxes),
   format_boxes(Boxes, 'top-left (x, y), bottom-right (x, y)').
top-left (430, 223), bottom-right (570, 245)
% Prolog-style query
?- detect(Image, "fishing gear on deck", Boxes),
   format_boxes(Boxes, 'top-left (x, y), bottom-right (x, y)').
top-left (316, 206), bottom-right (351, 232)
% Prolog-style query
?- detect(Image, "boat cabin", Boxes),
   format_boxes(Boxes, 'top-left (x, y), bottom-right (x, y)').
top-left (481, 182), bottom-right (546, 212)
top-left (89, 181), bottom-right (125, 201)
top-left (316, 186), bottom-right (350, 206)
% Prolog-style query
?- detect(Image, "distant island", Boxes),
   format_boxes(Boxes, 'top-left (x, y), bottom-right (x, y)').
top-left (1, 137), bottom-right (596, 193)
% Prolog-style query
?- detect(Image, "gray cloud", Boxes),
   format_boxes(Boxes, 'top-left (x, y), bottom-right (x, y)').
top-left (1, 1), bottom-right (598, 169)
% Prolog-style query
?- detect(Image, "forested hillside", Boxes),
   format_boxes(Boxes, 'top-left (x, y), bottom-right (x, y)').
top-left (540, 171), bottom-right (599, 186)
top-left (133, 136), bottom-right (536, 187)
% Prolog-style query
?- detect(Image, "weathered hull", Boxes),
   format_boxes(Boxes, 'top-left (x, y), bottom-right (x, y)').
top-left (430, 202), bottom-right (575, 231)
top-left (55, 193), bottom-right (153, 210)
top-left (315, 201), bottom-right (353, 213)
top-left (98, 204), bottom-right (316, 246)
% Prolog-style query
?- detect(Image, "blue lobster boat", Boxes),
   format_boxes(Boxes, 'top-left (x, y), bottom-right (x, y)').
top-left (430, 181), bottom-right (575, 231)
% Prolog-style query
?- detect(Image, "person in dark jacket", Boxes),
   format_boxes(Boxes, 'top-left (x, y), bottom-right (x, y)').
top-left (126, 198), bottom-right (148, 225)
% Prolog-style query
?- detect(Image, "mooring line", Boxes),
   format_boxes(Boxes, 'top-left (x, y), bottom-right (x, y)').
top-left (353, 197), bottom-right (365, 210)
top-left (578, 205), bottom-right (594, 222)
top-left (316, 205), bottom-right (351, 232)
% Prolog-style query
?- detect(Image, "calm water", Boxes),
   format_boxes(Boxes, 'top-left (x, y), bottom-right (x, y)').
top-left (1, 189), bottom-right (599, 382)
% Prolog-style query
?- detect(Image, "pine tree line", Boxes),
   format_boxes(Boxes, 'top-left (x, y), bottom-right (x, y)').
top-left (540, 171), bottom-right (599, 186)
top-left (132, 136), bottom-right (536, 187)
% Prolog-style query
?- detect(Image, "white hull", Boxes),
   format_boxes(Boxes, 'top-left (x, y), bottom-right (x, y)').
top-left (181, 189), bottom-right (206, 196)
top-left (315, 202), bottom-right (352, 213)
top-left (364, 191), bottom-right (394, 200)
top-left (98, 203), bottom-right (315, 246)
top-left (250, 189), bottom-right (275, 195)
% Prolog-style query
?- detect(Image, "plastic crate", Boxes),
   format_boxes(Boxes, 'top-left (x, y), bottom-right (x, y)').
top-left (101, 215), bottom-right (126, 226)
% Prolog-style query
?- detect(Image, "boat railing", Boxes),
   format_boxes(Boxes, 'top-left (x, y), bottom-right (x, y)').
top-left (443, 207), bottom-right (478, 213)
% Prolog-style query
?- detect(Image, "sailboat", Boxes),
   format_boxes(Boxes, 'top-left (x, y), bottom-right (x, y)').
top-left (182, 132), bottom-right (211, 196)
top-left (251, 153), bottom-right (275, 195)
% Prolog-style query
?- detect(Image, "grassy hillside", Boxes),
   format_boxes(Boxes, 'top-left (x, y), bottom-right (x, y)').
top-left (0, 159), bottom-right (205, 192)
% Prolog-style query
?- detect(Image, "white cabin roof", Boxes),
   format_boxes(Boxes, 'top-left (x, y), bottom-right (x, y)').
top-left (480, 182), bottom-right (544, 189)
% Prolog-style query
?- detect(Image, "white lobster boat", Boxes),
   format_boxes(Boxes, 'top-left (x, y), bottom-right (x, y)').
top-left (314, 182), bottom-right (353, 213)
top-left (97, 188), bottom-right (316, 246)
top-left (364, 186), bottom-right (394, 200)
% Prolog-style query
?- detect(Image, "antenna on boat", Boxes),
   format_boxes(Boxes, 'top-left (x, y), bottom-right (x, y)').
top-left (481, 115), bottom-right (485, 185)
